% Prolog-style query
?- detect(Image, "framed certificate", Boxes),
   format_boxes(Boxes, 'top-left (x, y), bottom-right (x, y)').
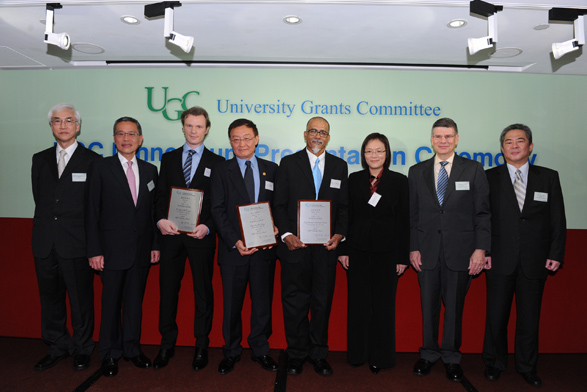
top-left (298, 200), bottom-right (331, 245)
top-left (237, 201), bottom-right (277, 249)
top-left (167, 187), bottom-right (204, 233)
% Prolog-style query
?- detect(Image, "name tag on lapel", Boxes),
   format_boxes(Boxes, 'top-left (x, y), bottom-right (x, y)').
top-left (534, 192), bottom-right (548, 202)
top-left (204, 168), bottom-right (211, 177)
top-left (368, 192), bottom-right (381, 207)
top-left (455, 181), bottom-right (470, 191)
top-left (72, 173), bottom-right (86, 182)
top-left (330, 179), bottom-right (341, 189)
top-left (265, 181), bottom-right (274, 191)
top-left (147, 180), bottom-right (155, 192)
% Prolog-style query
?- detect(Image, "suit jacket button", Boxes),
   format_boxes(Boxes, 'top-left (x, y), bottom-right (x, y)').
top-left (54, 216), bottom-right (58, 220)
top-left (440, 210), bottom-right (444, 214)
top-left (55, 199), bottom-right (59, 203)
top-left (438, 230), bottom-right (441, 233)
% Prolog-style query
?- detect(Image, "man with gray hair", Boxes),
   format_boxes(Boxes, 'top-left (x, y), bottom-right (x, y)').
top-left (31, 103), bottom-right (101, 371)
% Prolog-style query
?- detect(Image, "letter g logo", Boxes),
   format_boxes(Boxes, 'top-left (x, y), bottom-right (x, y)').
top-left (146, 87), bottom-right (200, 121)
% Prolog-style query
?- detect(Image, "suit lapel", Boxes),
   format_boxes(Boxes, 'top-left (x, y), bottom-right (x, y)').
top-left (295, 149), bottom-right (315, 197)
top-left (258, 158), bottom-right (268, 202)
top-left (47, 145), bottom-right (59, 180)
top-left (498, 165), bottom-right (519, 212)
top-left (136, 158), bottom-right (152, 207)
top-left (523, 165), bottom-right (539, 213)
top-left (108, 156), bottom-right (135, 206)
top-left (443, 154), bottom-right (464, 205)
top-left (227, 158), bottom-right (251, 203)
top-left (422, 158), bottom-right (437, 205)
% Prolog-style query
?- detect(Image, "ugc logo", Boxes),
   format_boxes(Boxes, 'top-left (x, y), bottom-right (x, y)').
top-left (146, 87), bottom-right (200, 121)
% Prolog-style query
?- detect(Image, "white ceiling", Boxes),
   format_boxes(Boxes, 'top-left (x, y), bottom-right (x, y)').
top-left (0, 0), bottom-right (586, 74)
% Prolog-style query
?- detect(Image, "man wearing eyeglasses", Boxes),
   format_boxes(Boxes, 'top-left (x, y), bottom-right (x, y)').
top-left (273, 117), bottom-right (348, 376)
top-left (31, 103), bottom-right (101, 372)
top-left (210, 118), bottom-right (279, 374)
top-left (408, 117), bottom-right (490, 383)
top-left (153, 106), bottom-right (224, 370)
top-left (86, 117), bottom-right (159, 377)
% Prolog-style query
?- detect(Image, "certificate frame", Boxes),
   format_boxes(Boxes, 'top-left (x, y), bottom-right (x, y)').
top-left (237, 201), bottom-right (278, 249)
top-left (167, 186), bottom-right (204, 234)
top-left (297, 200), bottom-right (332, 245)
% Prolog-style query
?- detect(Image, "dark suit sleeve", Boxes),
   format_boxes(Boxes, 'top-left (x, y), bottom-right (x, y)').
top-left (154, 152), bottom-right (172, 224)
top-left (273, 157), bottom-right (294, 236)
top-left (472, 162), bottom-right (491, 251)
top-left (149, 165), bottom-right (160, 251)
top-left (31, 154), bottom-right (40, 205)
top-left (547, 171), bottom-right (566, 263)
top-left (408, 165), bottom-right (420, 252)
top-left (397, 173), bottom-right (410, 263)
top-left (85, 159), bottom-right (103, 258)
top-left (333, 160), bottom-right (349, 238)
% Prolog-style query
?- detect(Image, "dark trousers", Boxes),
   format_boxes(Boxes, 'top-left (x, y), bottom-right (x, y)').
top-left (346, 249), bottom-right (399, 368)
top-left (483, 265), bottom-right (546, 374)
top-left (280, 246), bottom-right (336, 361)
top-left (158, 244), bottom-right (215, 349)
top-left (418, 260), bottom-right (471, 364)
top-left (98, 264), bottom-right (149, 360)
top-left (35, 249), bottom-right (95, 356)
top-left (219, 256), bottom-right (276, 357)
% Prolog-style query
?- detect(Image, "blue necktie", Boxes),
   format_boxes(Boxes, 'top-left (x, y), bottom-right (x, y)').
top-left (437, 161), bottom-right (449, 206)
top-left (244, 160), bottom-right (255, 203)
top-left (183, 149), bottom-right (195, 187)
top-left (313, 157), bottom-right (322, 200)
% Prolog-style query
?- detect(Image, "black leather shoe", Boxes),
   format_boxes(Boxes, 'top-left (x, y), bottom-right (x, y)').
top-left (34, 353), bottom-right (69, 371)
top-left (252, 355), bottom-right (278, 371)
top-left (369, 365), bottom-right (380, 374)
top-left (286, 358), bottom-right (304, 375)
top-left (153, 348), bottom-right (175, 369)
top-left (218, 355), bottom-right (240, 375)
top-left (413, 359), bottom-right (434, 376)
top-left (123, 352), bottom-right (152, 368)
top-left (521, 372), bottom-right (542, 387)
top-left (102, 358), bottom-right (118, 377)
top-left (73, 354), bottom-right (91, 371)
top-left (309, 358), bottom-right (333, 376)
top-left (445, 363), bottom-right (464, 382)
top-left (484, 366), bottom-right (501, 381)
top-left (192, 347), bottom-right (208, 370)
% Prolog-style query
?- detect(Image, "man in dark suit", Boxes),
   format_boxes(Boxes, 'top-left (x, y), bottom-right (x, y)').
top-left (408, 117), bottom-right (490, 382)
top-left (153, 106), bottom-right (224, 370)
top-left (273, 116), bottom-right (348, 376)
top-left (86, 117), bottom-right (160, 377)
top-left (482, 124), bottom-right (566, 388)
top-left (211, 118), bottom-right (279, 375)
top-left (31, 103), bottom-right (101, 371)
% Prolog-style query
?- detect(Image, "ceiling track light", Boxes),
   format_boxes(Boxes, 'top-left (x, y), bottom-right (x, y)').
top-left (549, 8), bottom-right (586, 60)
top-left (44, 3), bottom-right (70, 50)
top-left (468, 0), bottom-right (503, 55)
top-left (145, 1), bottom-right (194, 53)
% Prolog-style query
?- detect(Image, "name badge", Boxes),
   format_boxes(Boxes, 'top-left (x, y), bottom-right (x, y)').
top-left (265, 181), bottom-right (274, 191)
top-left (71, 173), bottom-right (86, 182)
top-left (147, 180), bottom-right (155, 192)
top-left (204, 168), bottom-right (211, 177)
top-left (368, 192), bottom-right (381, 207)
top-left (455, 181), bottom-right (470, 191)
top-left (534, 192), bottom-right (548, 202)
top-left (330, 179), bottom-right (341, 189)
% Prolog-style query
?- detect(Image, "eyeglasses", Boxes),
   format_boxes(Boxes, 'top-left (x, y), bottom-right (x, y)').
top-left (51, 117), bottom-right (77, 126)
top-left (306, 129), bottom-right (329, 137)
top-left (432, 134), bottom-right (456, 141)
top-left (365, 150), bottom-right (386, 156)
top-left (114, 131), bottom-right (140, 138)
top-left (230, 136), bottom-right (256, 144)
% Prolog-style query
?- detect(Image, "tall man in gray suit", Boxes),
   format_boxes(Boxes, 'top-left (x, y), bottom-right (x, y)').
top-left (32, 103), bottom-right (101, 371)
top-left (408, 117), bottom-right (490, 382)
top-left (482, 124), bottom-right (566, 388)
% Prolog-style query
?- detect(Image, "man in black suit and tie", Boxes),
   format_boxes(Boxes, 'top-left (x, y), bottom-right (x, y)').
top-left (273, 116), bottom-right (348, 376)
top-left (211, 118), bottom-right (279, 375)
top-left (86, 117), bottom-right (160, 377)
top-left (153, 106), bottom-right (224, 370)
top-left (482, 124), bottom-right (566, 388)
top-left (408, 117), bottom-right (490, 382)
top-left (31, 103), bottom-right (101, 371)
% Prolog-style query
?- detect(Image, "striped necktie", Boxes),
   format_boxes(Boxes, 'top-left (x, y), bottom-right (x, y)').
top-left (183, 149), bottom-right (196, 187)
top-left (514, 169), bottom-right (526, 212)
top-left (437, 161), bottom-right (449, 206)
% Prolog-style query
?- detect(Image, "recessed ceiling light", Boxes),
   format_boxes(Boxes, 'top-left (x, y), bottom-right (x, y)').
top-left (72, 43), bottom-right (105, 54)
top-left (121, 15), bottom-right (140, 25)
top-left (533, 24), bottom-right (549, 31)
top-left (283, 15), bottom-right (301, 25)
top-left (448, 19), bottom-right (467, 28)
top-left (490, 47), bottom-right (523, 58)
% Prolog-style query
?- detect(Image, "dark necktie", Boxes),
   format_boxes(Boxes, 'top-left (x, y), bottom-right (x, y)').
top-left (437, 161), bottom-right (449, 206)
top-left (244, 160), bottom-right (255, 203)
top-left (370, 175), bottom-right (380, 196)
top-left (183, 149), bottom-right (195, 187)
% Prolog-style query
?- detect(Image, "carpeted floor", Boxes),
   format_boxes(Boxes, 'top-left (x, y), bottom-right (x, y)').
top-left (0, 337), bottom-right (584, 391)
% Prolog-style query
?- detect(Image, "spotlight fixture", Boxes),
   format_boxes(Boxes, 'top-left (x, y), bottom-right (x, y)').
top-left (44, 3), bottom-right (70, 50)
top-left (145, 1), bottom-right (194, 53)
top-left (549, 8), bottom-right (586, 60)
top-left (468, 0), bottom-right (503, 55)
